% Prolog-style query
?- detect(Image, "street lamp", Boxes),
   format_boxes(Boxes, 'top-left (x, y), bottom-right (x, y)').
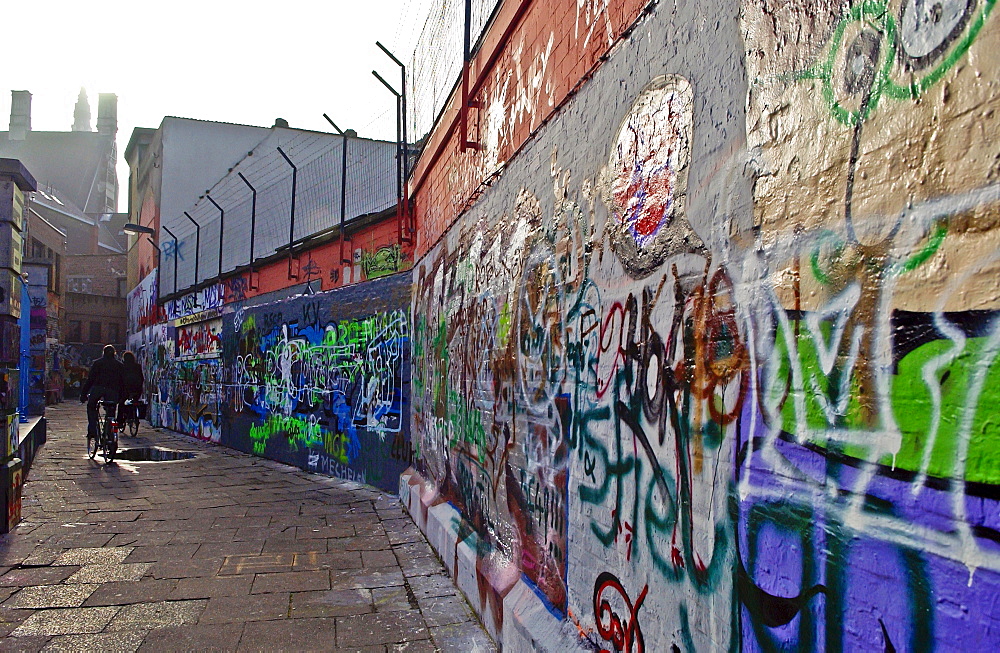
top-left (123, 223), bottom-right (155, 236)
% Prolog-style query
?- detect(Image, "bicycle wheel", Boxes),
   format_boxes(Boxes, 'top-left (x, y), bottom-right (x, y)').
top-left (101, 418), bottom-right (115, 463)
top-left (128, 415), bottom-right (139, 437)
top-left (87, 433), bottom-right (98, 459)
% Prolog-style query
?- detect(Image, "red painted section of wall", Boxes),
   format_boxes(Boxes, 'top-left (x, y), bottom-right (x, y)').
top-left (410, 0), bottom-right (651, 259)
top-left (220, 217), bottom-right (413, 304)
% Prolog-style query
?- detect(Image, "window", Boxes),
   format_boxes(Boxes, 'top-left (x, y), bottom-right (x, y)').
top-left (68, 276), bottom-right (92, 293)
top-left (108, 322), bottom-right (120, 344)
top-left (69, 320), bottom-right (82, 342)
top-left (89, 321), bottom-right (102, 343)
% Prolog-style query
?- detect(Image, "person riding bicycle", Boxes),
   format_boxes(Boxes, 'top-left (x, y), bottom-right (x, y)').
top-left (120, 350), bottom-right (145, 424)
top-left (121, 350), bottom-right (144, 403)
top-left (80, 344), bottom-right (125, 441)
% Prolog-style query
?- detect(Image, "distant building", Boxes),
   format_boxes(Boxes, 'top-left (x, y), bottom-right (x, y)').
top-left (23, 202), bottom-right (66, 404)
top-left (0, 90), bottom-right (119, 216)
top-left (27, 188), bottom-right (126, 396)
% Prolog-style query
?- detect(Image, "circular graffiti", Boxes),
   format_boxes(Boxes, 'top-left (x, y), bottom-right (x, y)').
top-left (899, 0), bottom-right (975, 68)
top-left (607, 75), bottom-right (694, 278)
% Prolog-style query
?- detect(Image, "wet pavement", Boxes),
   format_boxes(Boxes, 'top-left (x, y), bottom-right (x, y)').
top-left (0, 402), bottom-right (495, 652)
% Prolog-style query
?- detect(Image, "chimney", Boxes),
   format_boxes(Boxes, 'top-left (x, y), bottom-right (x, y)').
top-left (9, 90), bottom-right (31, 140)
top-left (72, 88), bottom-right (92, 132)
top-left (97, 93), bottom-right (118, 137)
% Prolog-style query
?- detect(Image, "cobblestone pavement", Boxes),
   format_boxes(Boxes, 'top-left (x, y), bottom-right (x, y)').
top-left (0, 403), bottom-right (495, 652)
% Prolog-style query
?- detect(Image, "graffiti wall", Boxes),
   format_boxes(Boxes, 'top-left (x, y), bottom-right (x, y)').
top-left (405, 0), bottom-right (1000, 650)
top-left (220, 272), bottom-right (412, 491)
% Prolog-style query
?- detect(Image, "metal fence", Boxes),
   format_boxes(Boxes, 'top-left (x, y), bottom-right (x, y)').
top-left (160, 130), bottom-right (397, 297)
top-left (408, 0), bottom-right (503, 143)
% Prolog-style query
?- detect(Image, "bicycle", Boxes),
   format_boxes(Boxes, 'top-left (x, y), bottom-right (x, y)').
top-left (119, 398), bottom-right (140, 437)
top-left (88, 400), bottom-right (119, 463)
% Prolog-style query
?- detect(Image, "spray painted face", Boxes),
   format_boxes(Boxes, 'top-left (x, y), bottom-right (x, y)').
top-left (607, 75), bottom-right (694, 278)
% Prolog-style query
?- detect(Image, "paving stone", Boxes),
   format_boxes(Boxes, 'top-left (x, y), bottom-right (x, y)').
top-left (106, 600), bottom-right (207, 631)
top-left (195, 541), bottom-right (264, 559)
top-left (331, 568), bottom-right (405, 591)
top-left (169, 575), bottom-right (253, 600)
top-left (387, 639), bottom-right (439, 653)
top-left (399, 556), bottom-right (445, 578)
top-left (4, 584), bottom-right (99, 609)
top-left (238, 617), bottom-right (337, 651)
top-left (42, 630), bottom-right (147, 653)
top-left (169, 528), bottom-right (238, 544)
top-left (197, 592), bottom-right (290, 624)
top-left (83, 579), bottom-right (178, 607)
top-left (418, 595), bottom-right (474, 628)
top-left (52, 547), bottom-right (133, 566)
top-left (361, 549), bottom-right (398, 568)
top-left (9, 605), bottom-right (119, 636)
top-left (430, 621), bottom-right (498, 652)
top-left (336, 610), bottom-right (429, 647)
top-left (123, 543), bottom-right (199, 562)
top-left (289, 588), bottom-right (373, 618)
top-left (372, 585), bottom-right (413, 613)
top-left (408, 574), bottom-right (459, 600)
top-left (148, 557), bottom-right (224, 579)
top-left (0, 566), bottom-right (80, 586)
top-left (66, 563), bottom-right (152, 584)
top-left (0, 634), bottom-right (49, 652)
top-left (219, 553), bottom-right (294, 575)
top-left (136, 622), bottom-right (243, 652)
top-left (251, 570), bottom-right (330, 594)
top-left (292, 551), bottom-right (363, 571)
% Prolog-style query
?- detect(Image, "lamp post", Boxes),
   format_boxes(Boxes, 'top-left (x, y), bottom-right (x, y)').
top-left (206, 195), bottom-right (225, 279)
top-left (162, 225), bottom-right (179, 295)
top-left (182, 212), bottom-right (200, 286)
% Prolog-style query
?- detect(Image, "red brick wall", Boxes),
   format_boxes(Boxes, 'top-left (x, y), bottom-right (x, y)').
top-left (410, 0), bottom-right (652, 259)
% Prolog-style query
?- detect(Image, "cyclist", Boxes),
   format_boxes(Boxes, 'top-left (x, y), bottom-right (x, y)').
top-left (121, 350), bottom-right (145, 425)
top-left (80, 344), bottom-right (125, 442)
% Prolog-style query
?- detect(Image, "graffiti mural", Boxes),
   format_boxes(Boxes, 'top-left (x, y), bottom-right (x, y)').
top-left (407, 0), bottom-right (1000, 650)
top-left (221, 272), bottom-right (411, 491)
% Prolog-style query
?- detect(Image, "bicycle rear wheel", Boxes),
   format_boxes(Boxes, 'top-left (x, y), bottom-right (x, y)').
top-left (128, 415), bottom-right (139, 437)
top-left (101, 419), bottom-right (116, 463)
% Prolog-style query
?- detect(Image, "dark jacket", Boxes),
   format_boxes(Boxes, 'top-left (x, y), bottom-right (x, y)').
top-left (81, 354), bottom-right (125, 397)
top-left (122, 361), bottom-right (145, 397)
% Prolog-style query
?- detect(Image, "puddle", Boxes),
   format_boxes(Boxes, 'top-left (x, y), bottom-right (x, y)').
top-left (113, 447), bottom-right (197, 462)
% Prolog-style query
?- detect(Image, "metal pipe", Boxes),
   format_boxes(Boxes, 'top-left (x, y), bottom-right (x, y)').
top-left (377, 41), bottom-right (412, 239)
top-left (276, 147), bottom-right (298, 279)
top-left (147, 237), bottom-right (162, 305)
top-left (372, 70), bottom-right (406, 245)
top-left (182, 212), bottom-right (200, 286)
top-left (322, 114), bottom-right (352, 266)
top-left (206, 195), bottom-right (225, 279)
top-left (236, 173), bottom-right (257, 287)
top-left (162, 225), bottom-right (179, 296)
top-left (411, 0), bottom-right (535, 199)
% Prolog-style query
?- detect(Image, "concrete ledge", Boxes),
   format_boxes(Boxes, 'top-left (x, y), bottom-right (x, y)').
top-left (399, 467), bottom-right (588, 651)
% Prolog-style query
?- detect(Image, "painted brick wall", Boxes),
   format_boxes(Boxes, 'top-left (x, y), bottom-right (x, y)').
top-left (221, 272), bottom-right (411, 491)
top-left (404, 0), bottom-right (1000, 650)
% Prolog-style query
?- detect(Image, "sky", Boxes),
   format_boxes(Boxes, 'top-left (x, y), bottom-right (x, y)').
top-left (2, 0), bottom-right (438, 211)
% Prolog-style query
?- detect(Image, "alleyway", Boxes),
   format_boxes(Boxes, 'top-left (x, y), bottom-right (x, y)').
top-left (0, 403), bottom-right (494, 652)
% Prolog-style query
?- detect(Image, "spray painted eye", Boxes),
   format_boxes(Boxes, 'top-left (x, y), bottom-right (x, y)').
top-left (843, 29), bottom-right (883, 96)
top-left (898, 0), bottom-right (975, 68)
